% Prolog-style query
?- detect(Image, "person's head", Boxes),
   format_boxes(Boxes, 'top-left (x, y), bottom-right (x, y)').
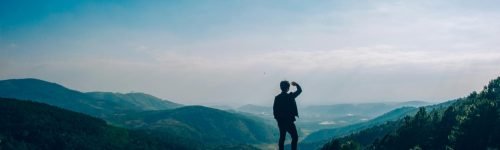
top-left (280, 80), bottom-right (290, 92)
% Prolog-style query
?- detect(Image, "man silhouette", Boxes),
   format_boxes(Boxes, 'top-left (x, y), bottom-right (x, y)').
top-left (273, 80), bottom-right (302, 150)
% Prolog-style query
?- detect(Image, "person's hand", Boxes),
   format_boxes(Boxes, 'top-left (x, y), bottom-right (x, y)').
top-left (291, 81), bottom-right (298, 86)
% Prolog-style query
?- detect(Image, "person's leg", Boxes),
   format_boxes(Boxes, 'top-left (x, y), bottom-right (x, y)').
top-left (277, 121), bottom-right (287, 150)
top-left (289, 122), bottom-right (299, 150)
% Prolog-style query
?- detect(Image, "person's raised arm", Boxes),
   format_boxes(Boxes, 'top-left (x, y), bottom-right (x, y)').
top-left (290, 81), bottom-right (302, 98)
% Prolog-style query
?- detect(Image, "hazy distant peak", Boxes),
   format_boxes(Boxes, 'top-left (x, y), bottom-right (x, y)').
top-left (396, 100), bottom-right (432, 106)
top-left (239, 104), bottom-right (268, 108)
top-left (86, 91), bottom-right (181, 110)
top-left (2, 78), bottom-right (50, 83)
top-left (0, 78), bottom-right (182, 117)
top-left (124, 92), bottom-right (169, 101)
top-left (87, 91), bottom-right (161, 99)
top-left (0, 78), bottom-right (71, 90)
top-left (175, 105), bottom-right (223, 112)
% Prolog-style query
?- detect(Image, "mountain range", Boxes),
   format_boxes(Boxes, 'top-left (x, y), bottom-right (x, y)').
top-left (0, 78), bottom-right (276, 148)
top-left (237, 100), bottom-right (431, 136)
top-left (3, 77), bottom-right (495, 150)
top-left (0, 78), bottom-right (180, 117)
top-left (109, 105), bottom-right (277, 145)
top-left (296, 99), bottom-right (456, 149)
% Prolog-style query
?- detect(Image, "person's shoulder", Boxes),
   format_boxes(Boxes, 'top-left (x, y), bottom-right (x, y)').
top-left (276, 93), bottom-right (285, 98)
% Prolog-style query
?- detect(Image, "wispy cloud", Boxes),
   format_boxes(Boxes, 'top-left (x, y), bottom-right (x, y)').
top-left (149, 45), bottom-right (500, 73)
top-left (1, 0), bottom-right (500, 105)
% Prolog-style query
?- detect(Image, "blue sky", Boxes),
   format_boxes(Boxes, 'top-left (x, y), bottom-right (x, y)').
top-left (1, 0), bottom-right (500, 106)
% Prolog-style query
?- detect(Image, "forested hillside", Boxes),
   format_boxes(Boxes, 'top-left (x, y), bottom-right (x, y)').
top-left (0, 98), bottom-right (197, 150)
top-left (86, 92), bottom-right (181, 110)
top-left (109, 106), bottom-right (277, 145)
top-left (322, 77), bottom-right (500, 150)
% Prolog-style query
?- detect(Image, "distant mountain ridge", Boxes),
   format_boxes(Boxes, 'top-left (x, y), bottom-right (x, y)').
top-left (109, 105), bottom-right (277, 145)
top-left (321, 76), bottom-right (500, 149)
top-left (0, 78), bottom-right (180, 117)
top-left (0, 78), bottom-right (115, 116)
top-left (299, 99), bottom-right (455, 149)
top-left (86, 91), bottom-right (181, 110)
top-left (302, 106), bottom-right (418, 143)
top-left (300, 101), bottom-right (431, 118)
top-left (238, 104), bottom-right (272, 115)
top-left (237, 101), bottom-right (432, 134)
top-left (238, 101), bottom-right (430, 118)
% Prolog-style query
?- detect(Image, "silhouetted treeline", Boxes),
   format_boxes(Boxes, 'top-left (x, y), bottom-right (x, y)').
top-left (322, 76), bottom-right (500, 150)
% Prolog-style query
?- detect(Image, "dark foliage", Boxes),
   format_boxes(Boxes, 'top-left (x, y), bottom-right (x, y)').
top-left (320, 120), bottom-right (403, 150)
top-left (0, 98), bottom-right (198, 150)
top-left (322, 76), bottom-right (500, 150)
